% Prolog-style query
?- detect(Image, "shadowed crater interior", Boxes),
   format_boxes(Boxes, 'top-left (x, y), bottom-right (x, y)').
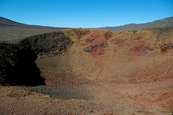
top-left (12, 49), bottom-right (45, 86)
top-left (0, 42), bottom-right (45, 86)
top-left (0, 31), bottom-right (73, 86)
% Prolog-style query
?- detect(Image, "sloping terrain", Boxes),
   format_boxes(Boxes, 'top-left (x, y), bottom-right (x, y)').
top-left (0, 17), bottom-right (68, 43)
top-left (0, 27), bottom-right (173, 114)
top-left (0, 17), bottom-right (28, 27)
top-left (0, 17), bottom-right (68, 29)
top-left (101, 17), bottom-right (173, 31)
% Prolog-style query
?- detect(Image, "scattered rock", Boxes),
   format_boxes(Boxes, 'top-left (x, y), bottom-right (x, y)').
top-left (84, 45), bottom-right (93, 53)
top-left (99, 43), bottom-right (104, 46)
top-left (150, 48), bottom-right (154, 51)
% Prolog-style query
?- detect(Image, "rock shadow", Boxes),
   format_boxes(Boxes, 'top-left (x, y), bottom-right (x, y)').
top-left (28, 86), bottom-right (93, 100)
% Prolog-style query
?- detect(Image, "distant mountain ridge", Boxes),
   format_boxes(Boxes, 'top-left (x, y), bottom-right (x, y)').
top-left (0, 17), bottom-right (68, 29)
top-left (100, 17), bottom-right (173, 31)
top-left (1, 16), bottom-right (173, 31)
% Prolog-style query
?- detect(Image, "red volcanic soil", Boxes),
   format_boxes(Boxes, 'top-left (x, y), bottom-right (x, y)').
top-left (96, 78), bottom-right (173, 109)
top-left (0, 27), bottom-right (173, 114)
top-left (129, 40), bottom-right (151, 56)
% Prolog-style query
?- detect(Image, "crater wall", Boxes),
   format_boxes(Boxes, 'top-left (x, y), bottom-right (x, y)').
top-left (1, 27), bottom-right (173, 86)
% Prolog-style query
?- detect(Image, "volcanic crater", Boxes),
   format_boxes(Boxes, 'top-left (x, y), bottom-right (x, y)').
top-left (0, 27), bottom-right (173, 114)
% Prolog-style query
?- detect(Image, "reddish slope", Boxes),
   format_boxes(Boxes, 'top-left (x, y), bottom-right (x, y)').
top-left (34, 27), bottom-right (173, 85)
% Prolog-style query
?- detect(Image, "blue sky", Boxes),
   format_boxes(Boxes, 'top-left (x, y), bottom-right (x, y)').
top-left (0, 0), bottom-right (173, 28)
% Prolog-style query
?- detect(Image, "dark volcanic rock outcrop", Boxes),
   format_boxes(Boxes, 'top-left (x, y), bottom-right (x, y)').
top-left (19, 31), bottom-right (73, 57)
top-left (0, 31), bottom-right (73, 86)
top-left (0, 42), bottom-right (45, 86)
top-left (0, 43), bottom-right (19, 85)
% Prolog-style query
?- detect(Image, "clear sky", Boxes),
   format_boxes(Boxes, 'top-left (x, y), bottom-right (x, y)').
top-left (0, 0), bottom-right (173, 28)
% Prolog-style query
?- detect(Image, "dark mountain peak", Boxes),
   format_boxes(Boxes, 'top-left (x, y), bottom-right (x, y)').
top-left (0, 17), bottom-right (68, 29)
top-left (0, 17), bottom-right (26, 27)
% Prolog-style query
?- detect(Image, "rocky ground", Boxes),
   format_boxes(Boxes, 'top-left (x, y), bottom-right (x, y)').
top-left (0, 27), bottom-right (173, 114)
